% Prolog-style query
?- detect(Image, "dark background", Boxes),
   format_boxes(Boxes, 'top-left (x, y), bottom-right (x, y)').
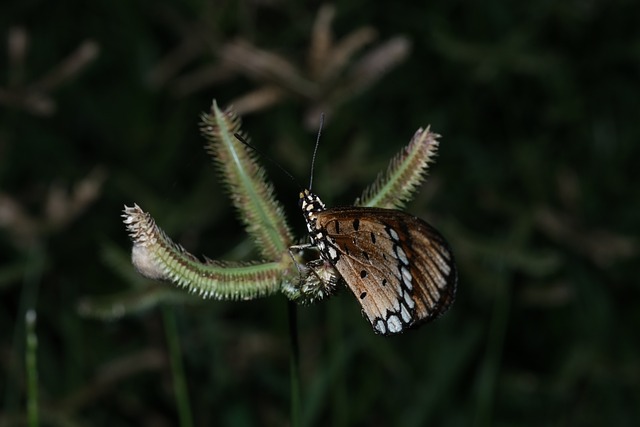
top-left (1, 1), bottom-right (638, 426)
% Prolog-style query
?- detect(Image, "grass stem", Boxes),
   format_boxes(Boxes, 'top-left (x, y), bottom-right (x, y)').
top-left (288, 301), bottom-right (301, 427)
top-left (163, 306), bottom-right (194, 427)
top-left (25, 309), bottom-right (38, 427)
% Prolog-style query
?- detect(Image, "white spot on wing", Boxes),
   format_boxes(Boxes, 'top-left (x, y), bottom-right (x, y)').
top-left (401, 304), bottom-right (412, 323)
top-left (396, 246), bottom-right (409, 265)
top-left (389, 228), bottom-right (399, 241)
top-left (328, 246), bottom-right (338, 260)
top-left (374, 319), bottom-right (386, 334)
top-left (404, 291), bottom-right (416, 309)
top-left (401, 267), bottom-right (413, 289)
top-left (387, 315), bottom-right (402, 333)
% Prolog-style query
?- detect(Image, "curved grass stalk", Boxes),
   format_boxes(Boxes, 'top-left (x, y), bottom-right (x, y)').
top-left (123, 204), bottom-right (284, 300)
top-left (356, 127), bottom-right (440, 209)
top-left (200, 101), bottom-right (294, 260)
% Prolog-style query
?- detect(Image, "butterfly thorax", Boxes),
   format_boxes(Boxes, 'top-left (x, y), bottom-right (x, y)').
top-left (299, 188), bottom-right (325, 225)
top-left (299, 189), bottom-right (329, 246)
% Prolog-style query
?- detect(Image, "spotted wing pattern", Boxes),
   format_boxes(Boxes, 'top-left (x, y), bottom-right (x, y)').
top-left (299, 189), bottom-right (457, 335)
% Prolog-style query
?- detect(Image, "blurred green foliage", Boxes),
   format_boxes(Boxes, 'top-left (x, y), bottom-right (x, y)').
top-left (1, 1), bottom-right (638, 426)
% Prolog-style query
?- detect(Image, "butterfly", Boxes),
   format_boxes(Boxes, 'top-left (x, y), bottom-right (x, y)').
top-left (297, 188), bottom-right (457, 335)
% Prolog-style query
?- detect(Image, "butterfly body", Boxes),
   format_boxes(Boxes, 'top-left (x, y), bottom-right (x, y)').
top-left (299, 189), bottom-right (457, 335)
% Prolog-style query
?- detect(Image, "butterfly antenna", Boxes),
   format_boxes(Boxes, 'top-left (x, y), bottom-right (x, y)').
top-left (308, 113), bottom-right (324, 191)
top-left (233, 133), bottom-right (300, 189)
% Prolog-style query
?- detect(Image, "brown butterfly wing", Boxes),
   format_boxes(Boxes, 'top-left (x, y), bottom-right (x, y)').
top-left (316, 207), bottom-right (457, 335)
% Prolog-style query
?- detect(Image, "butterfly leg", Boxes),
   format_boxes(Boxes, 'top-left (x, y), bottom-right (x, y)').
top-left (288, 243), bottom-right (314, 275)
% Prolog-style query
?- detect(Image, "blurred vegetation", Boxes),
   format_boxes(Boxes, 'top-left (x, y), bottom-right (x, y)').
top-left (1, 1), bottom-right (638, 426)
